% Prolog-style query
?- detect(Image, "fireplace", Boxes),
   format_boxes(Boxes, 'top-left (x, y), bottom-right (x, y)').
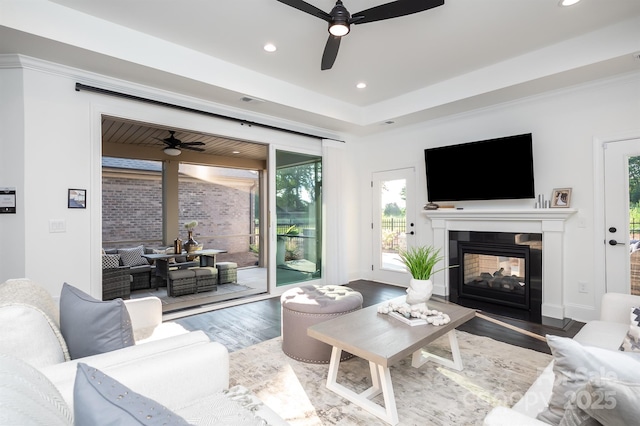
top-left (449, 231), bottom-right (542, 323)
top-left (425, 208), bottom-right (575, 321)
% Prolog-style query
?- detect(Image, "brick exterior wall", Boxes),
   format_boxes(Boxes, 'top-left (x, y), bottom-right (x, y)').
top-left (102, 171), bottom-right (256, 257)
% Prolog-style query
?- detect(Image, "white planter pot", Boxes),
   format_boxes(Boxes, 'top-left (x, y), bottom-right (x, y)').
top-left (406, 278), bottom-right (433, 305)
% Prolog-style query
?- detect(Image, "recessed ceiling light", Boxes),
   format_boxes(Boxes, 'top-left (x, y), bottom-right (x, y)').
top-left (356, 82), bottom-right (367, 89)
top-left (232, 151), bottom-right (240, 154)
top-left (264, 43), bottom-right (277, 52)
top-left (558, 0), bottom-right (580, 6)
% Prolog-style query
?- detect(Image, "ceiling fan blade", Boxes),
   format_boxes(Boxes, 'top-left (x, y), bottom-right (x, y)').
top-left (351, 0), bottom-right (444, 25)
top-left (321, 35), bottom-right (341, 70)
top-left (179, 141), bottom-right (206, 147)
top-left (276, 0), bottom-right (332, 22)
top-left (153, 137), bottom-right (173, 146)
top-left (182, 145), bottom-right (205, 152)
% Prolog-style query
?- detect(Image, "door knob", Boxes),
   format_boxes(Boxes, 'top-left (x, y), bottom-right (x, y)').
top-left (609, 239), bottom-right (620, 246)
top-left (409, 231), bottom-right (415, 235)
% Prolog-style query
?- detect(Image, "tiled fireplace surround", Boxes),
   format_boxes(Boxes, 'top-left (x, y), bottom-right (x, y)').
top-left (425, 209), bottom-right (576, 321)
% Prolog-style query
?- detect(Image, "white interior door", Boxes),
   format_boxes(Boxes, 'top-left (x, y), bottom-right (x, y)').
top-left (604, 138), bottom-right (640, 294)
top-left (372, 168), bottom-right (416, 284)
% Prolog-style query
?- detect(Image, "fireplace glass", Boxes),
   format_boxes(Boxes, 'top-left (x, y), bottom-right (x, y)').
top-left (463, 253), bottom-right (525, 294)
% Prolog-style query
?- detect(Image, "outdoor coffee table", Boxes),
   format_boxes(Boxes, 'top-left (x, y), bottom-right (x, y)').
top-left (307, 296), bottom-right (476, 425)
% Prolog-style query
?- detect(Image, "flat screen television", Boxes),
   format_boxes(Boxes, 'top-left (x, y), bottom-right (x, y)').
top-left (424, 133), bottom-right (535, 202)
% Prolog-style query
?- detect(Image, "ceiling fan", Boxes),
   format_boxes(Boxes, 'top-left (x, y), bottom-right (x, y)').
top-left (277, 0), bottom-right (445, 70)
top-left (154, 130), bottom-right (206, 156)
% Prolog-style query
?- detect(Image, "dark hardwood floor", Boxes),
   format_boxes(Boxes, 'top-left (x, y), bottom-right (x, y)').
top-left (174, 280), bottom-right (584, 354)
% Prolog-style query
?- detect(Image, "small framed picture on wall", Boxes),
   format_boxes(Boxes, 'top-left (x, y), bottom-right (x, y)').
top-left (68, 189), bottom-right (86, 209)
top-left (551, 188), bottom-right (571, 208)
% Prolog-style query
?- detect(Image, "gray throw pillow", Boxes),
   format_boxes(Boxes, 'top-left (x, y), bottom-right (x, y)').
top-left (537, 335), bottom-right (640, 425)
top-left (118, 245), bottom-right (149, 267)
top-left (74, 363), bottom-right (190, 426)
top-left (59, 283), bottom-right (134, 359)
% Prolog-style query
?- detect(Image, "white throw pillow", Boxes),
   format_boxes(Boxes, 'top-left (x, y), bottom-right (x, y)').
top-left (0, 353), bottom-right (72, 425)
top-left (537, 335), bottom-right (640, 425)
top-left (582, 377), bottom-right (640, 425)
top-left (0, 304), bottom-right (68, 368)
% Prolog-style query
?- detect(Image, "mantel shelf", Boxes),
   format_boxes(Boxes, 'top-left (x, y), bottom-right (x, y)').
top-left (423, 208), bottom-right (577, 221)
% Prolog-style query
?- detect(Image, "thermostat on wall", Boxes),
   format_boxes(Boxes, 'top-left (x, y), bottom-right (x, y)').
top-left (0, 188), bottom-right (16, 214)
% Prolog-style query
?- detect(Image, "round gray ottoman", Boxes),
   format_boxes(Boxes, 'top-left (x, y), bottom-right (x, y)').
top-left (281, 284), bottom-right (363, 363)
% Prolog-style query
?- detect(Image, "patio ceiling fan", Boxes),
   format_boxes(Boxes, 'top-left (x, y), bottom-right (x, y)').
top-left (154, 130), bottom-right (206, 156)
top-left (276, 0), bottom-right (445, 70)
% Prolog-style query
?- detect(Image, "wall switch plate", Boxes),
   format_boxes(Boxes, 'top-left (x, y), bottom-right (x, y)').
top-left (578, 281), bottom-right (588, 293)
top-left (49, 219), bottom-right (66, 233)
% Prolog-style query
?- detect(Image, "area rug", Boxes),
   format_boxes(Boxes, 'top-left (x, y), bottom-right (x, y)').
top-left (229, 331), bottom-right (551, 426)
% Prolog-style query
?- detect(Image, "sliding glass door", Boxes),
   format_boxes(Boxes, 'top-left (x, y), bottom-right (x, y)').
top-left (275, 150), bottom-right (322, 287)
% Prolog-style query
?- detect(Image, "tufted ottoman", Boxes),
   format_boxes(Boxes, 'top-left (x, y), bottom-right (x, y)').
top-left (280, 285), bottom-right (363, 363)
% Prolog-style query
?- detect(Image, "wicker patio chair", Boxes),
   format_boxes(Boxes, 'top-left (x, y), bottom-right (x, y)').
top-left (102, 266), bottom-right (131, 300)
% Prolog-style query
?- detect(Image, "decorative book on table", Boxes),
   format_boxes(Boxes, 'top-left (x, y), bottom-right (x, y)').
top-left (388, 311), bottom-right (427, 326)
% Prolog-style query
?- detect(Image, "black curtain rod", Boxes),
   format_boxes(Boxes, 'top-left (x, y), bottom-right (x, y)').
top-left (75, 82), bottom-right (344, 142)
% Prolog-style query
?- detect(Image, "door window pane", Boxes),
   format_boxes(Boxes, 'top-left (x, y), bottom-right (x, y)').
top-left (381, 178), bottom-right (406, 271)
top-left (275, 151), bottom-right (322, 286)
top-left (629, 155), bottom-right (640, 295)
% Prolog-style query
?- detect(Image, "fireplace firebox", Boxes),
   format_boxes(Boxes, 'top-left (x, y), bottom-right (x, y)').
top-left (449, 231), bottom-right (542, 323)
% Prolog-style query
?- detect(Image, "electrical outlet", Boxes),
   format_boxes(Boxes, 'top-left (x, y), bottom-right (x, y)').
top-left (578, 281), bottom-right (588, 293)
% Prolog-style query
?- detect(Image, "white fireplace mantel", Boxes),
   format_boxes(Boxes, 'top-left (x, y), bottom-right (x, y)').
top-left (424, 208), bottom-right (577, 320)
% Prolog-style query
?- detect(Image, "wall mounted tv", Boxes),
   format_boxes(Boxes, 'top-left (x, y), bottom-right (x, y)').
top-left (424, 133), bottom-right (535, 202)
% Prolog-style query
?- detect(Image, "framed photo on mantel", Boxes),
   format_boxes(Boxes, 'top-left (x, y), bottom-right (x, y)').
top-left (551, 188), bottom-right (572, 208)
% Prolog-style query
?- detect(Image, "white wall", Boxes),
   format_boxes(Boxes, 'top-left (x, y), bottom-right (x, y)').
top-left (349, 71), bottom-right (640, 322)
top-left (0, 56), bottom-right (323, 299)
top-left (0, 67), bottom-right (26, 279)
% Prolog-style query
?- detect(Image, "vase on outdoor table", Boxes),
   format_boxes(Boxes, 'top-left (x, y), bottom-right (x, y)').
top-left (183, 230), bottom-right (198, 256)
top-left (406, 278), bottom-right (433, 307)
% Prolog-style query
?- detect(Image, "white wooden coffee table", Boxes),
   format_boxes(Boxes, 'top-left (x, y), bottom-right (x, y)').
top-left (307, 297), bottom-right (476, 425)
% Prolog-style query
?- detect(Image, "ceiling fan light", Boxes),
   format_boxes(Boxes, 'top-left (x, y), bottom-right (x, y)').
top-left (329, 22), bottom-right (349, 36)
top-left (329, 0), bottom-right (350, 37)
top-left (164, 147), bottom-right (181, 156)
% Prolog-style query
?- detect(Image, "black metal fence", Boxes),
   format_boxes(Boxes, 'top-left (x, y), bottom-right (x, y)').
top-left (632, 219), bottom-right (640, 241)
top-left (381, 217), bottom-right (406, 250)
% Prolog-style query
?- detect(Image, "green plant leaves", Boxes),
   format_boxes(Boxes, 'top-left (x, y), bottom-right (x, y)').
top-left (398, 246), bottom-right (457, 280)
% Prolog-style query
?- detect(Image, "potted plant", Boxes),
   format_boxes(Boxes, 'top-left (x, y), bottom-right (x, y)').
top-left (398, 246), bottom-right (457, 306)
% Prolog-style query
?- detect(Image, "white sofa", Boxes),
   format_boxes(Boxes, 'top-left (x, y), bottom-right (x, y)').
top-left (483, 292), bottom-right (640, 425)
top-left (0, 278), bottom-right (287, 425)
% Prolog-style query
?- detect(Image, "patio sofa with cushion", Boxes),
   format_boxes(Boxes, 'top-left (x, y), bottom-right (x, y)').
top-left (0, 278), bottom-right (287, 425)
top-left (102, 244), bottom-right (197, 292)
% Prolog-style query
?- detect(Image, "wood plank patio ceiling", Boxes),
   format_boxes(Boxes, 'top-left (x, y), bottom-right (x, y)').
top-left (102, 116), bottom-right (268, 161)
